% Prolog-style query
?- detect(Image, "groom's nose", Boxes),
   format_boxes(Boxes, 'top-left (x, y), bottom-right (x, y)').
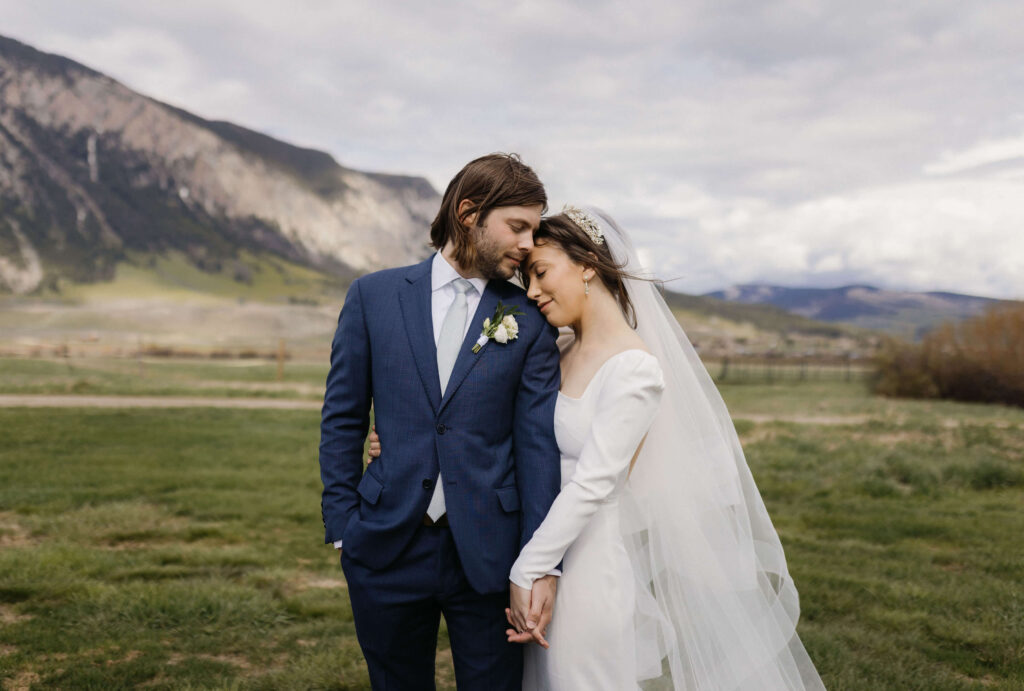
top-left (516, 233), bottom-right (535, 254)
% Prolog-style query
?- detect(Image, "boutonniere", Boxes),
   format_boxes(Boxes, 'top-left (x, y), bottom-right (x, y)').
top-left (473, 302), bottom-right (524, 353)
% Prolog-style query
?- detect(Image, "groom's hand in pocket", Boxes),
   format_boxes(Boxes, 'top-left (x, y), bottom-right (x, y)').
top-left (366, 425), bottom-right (380, 464)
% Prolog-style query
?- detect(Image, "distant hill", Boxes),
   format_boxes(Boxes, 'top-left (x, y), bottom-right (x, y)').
top-left (705, 284), bottom-right (1014, 337)
top-left (664, 290), bottom-right (853, 338)
top-left (0, 34), bottom-right (438, 296)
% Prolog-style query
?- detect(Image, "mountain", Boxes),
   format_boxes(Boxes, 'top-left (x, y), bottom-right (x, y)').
top-left (705, 284), bottom-right (1012, 337)
top-left (0, 34), bottom-right (438, 296)
top-left (664, 290), bottom-right (853, 338)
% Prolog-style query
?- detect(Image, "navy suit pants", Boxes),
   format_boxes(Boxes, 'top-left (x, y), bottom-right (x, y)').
top-left (341, 523), bottom-right (522, 690)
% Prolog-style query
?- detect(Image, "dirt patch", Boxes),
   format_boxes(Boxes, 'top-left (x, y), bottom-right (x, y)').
top-left (297, 576), bottom-right (347, 591)
top-left (165, 652), bottom-right (252, 671)
top-left (105, 650), bottom-right (142, 666)
top-left (0, 645), bottom-right (17, 657)
top-left (0, 394), bottom-right (320, 410)
top-left (2, 671), bottom-right (40, 691)
top-left (0, 513), bottom-right (34, 547)
top-left (0, 605), bottom-right (32, 625)
top-left (435, 648), bottom-right (455, 687)
top-left (194, 653), bottom-right (253, 671)
top-left (737, 427), bottom-right (781, 445)
top-left (952, 672), bottom-right (998, 686)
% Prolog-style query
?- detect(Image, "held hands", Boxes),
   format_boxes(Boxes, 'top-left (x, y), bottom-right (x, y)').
top-left (505, 575), bottom-right (557, 648)
top-left (367, 426), bottom-right (559, 646)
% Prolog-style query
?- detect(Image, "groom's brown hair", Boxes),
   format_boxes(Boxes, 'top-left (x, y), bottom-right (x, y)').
top-left (430, 153), bottom-right (547, 268)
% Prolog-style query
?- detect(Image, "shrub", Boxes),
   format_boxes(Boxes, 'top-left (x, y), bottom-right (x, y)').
top-left (872, 303), bottom-right (1024, 407)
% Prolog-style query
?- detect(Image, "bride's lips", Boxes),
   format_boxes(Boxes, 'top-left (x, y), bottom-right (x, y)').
top-left (538, 300), bottom-right (552, 313)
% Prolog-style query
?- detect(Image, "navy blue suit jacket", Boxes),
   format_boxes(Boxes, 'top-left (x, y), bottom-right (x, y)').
top-left (319, 256), bottom-right (562, 594)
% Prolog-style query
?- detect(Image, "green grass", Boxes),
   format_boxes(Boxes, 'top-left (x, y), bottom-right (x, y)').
top-left (54, 250), bottom-right (343, 303)
top-left (0, 382), bottom-right (1022, 688)
top-left (0, 357), bottom-right (328, 399)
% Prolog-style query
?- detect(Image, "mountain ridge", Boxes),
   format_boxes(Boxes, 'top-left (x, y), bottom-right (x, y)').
top-left (0, 33), bottom-right (438, 295)
top-left (705, 283), bottom-right (1015, 336)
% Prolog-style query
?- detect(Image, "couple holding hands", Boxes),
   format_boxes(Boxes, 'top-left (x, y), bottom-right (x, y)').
top-left (319, 153), bottom-right (824, 690)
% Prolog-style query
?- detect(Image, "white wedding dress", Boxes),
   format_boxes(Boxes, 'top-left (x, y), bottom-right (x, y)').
top-left (510, 348), bottom-right (665, 691)
top-left (508, 207), bottom-right (824, 691)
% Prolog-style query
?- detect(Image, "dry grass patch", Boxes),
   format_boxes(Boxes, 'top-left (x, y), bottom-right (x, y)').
top-left (2, 671), bottom-right (40, 691)
top-left (295, 575), bottom-right (347, 591)
top-left (435, 648), bottom-right (456, 689)
top-left (0, 605), bottom-right (31, 625)
top-left (0, 513), bottom-right (33, 547)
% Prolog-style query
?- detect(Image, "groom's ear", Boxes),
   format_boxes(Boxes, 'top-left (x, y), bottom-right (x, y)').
top-left (457, 198), bottom-right (479, 229)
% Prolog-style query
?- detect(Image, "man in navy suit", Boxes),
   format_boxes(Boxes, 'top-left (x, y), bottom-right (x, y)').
top-left (320, 153), bottom-right (562, 689)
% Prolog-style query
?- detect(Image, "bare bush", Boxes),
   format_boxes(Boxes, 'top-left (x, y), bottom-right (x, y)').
top-left (873, 304), bottom-right (1024, 407)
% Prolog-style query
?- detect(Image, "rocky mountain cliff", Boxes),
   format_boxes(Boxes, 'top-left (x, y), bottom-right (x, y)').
top-left (0, 34), bottom-right (438, 294)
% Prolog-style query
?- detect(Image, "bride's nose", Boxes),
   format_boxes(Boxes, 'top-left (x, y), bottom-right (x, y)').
top-left (526, 280), bottom-right (541, 301)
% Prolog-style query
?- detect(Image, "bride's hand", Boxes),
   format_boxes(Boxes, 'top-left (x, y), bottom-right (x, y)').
top-left (366, 426), bottom-right (381, 464)
top-left (505, 579), bottom-right (553, 648)
top-left (506, 582), bottom-right (532, 639)
top-left (525, 575), bottom-right (555, 648)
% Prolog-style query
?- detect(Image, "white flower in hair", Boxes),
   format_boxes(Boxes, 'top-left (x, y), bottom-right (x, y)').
top-left (562, 205), bottom-right (605, 246)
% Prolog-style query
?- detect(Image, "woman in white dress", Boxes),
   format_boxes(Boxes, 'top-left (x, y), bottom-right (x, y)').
top-left (372, 206), bottom-right (825, 690)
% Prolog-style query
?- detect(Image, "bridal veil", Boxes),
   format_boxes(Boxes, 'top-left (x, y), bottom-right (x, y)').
top-left (586, 208), bottom-right (825, 690)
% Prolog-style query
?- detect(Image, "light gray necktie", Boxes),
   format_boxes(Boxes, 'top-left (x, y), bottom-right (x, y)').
top-left (427, 277), bottom-right (473, 521)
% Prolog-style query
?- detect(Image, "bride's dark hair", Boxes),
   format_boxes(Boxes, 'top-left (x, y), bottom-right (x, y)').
top-left (524, 213), bottom-right (639, 328)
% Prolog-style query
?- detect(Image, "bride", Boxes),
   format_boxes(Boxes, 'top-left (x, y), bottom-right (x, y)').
top-left (371, 206), bottom-right (824, 690)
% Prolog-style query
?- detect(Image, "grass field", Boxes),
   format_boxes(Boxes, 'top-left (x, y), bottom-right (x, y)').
top-left (0, 358), bottom-right (327, 400)
top-left (0, 365), bottom-right (1022, 689)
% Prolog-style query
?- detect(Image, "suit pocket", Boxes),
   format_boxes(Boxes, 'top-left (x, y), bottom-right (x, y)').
top-left (495, 486), bottom-right (520, 513)
top-left (356, 472), bottom-right (383, 506)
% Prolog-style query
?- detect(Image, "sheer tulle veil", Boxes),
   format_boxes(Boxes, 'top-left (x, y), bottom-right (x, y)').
top-left (583, 207), bottom-right (825, 690)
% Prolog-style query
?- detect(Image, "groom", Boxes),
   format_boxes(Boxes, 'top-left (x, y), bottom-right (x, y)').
top-left (319, 153), bottom-right (562, 689)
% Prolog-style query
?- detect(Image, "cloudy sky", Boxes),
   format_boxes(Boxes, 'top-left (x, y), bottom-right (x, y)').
top-left (4, 0), bottom-right (1024, 298)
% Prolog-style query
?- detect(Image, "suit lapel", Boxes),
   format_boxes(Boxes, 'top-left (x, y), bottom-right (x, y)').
top-left (438, 282), bottom-right (502, 415)
top-left (398, 257), bottom-right (441, 414)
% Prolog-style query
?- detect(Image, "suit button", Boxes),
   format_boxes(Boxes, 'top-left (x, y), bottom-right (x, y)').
top-left (436, 424), bottom-right (446, 434)
top-left (422, 478), bottom-right (433, 489)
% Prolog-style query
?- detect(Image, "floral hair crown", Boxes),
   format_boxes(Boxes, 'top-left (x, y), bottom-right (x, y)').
top-left (562, 205), bottom-right (605, 246)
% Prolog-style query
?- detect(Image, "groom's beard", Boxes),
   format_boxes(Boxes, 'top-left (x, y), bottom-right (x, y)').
top-left (471, 226), bottom-right (518, 280)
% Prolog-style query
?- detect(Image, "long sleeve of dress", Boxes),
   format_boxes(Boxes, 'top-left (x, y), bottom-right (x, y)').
top-left (509, 351), bottom-right (664, 588)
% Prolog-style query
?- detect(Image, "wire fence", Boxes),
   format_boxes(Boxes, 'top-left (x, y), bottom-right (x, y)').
top-left (701, 356), bottom-right (873, 384)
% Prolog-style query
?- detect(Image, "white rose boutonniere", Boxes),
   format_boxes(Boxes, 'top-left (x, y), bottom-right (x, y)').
top-left (473, 301), bottom-right (525, 353)
top-left (501, 314), bottom-right (519, 339)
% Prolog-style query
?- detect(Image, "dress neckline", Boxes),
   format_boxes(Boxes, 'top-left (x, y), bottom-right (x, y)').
top-left (558, 348), bottom-right (651, 401)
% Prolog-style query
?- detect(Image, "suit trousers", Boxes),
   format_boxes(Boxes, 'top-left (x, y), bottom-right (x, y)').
top-left (341, 523), bottom-right (522, 690)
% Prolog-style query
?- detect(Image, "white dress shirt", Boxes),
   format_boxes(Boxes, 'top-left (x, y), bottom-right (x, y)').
top-left (430, 251), bottom-right (488, 346)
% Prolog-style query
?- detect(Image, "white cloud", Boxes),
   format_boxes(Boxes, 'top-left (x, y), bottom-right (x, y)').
top-left (3, 0), bottom-right (1024, 298)
top-left (924, 135), bottom-right (1024, 176)
top-left (624, 178), bottom-right (1024, 298)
